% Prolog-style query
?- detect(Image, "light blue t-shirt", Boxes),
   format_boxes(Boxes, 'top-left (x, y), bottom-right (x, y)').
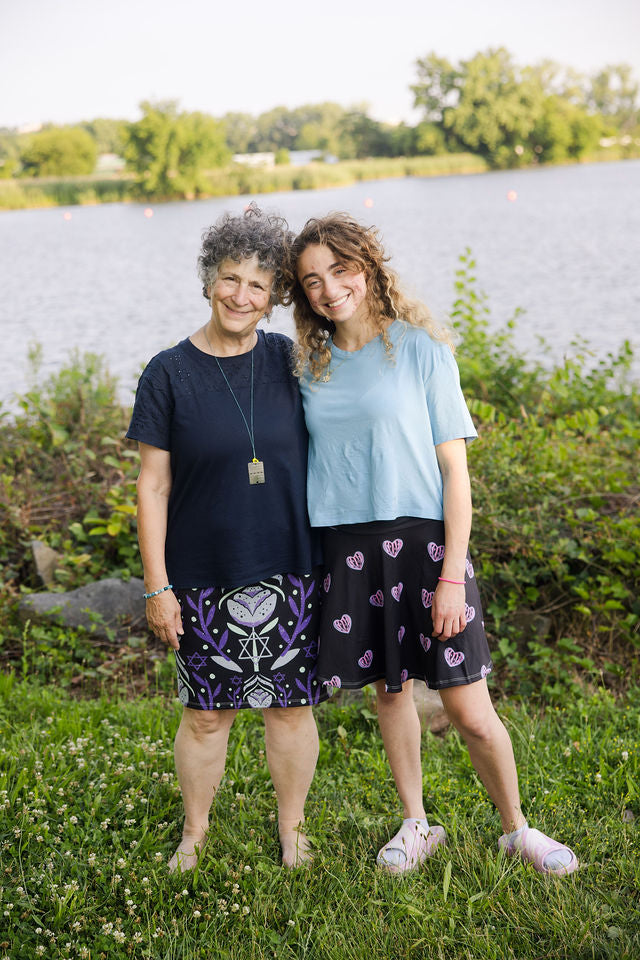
top-left (300, 320), bottom-right (477, 526)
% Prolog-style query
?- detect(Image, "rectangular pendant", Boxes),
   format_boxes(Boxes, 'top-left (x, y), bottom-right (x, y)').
top-left (248, 460), bottom-right (265, 485)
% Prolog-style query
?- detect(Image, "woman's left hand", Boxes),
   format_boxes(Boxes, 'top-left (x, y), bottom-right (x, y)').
top-left (431, 581), bottom-right (467, 640)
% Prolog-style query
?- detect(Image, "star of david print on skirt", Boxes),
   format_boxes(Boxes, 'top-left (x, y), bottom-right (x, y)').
top-left (315, 518), bottom-right (492, 693)
top-left (173, 572), bottom-right (327, 710)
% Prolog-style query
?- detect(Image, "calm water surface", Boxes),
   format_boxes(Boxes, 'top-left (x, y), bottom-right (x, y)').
top-left (1, 160), bottom-right (638, 406)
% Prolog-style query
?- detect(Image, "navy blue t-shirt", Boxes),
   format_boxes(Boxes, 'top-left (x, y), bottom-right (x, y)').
top-left (126, 331), bottom-right (321, 588)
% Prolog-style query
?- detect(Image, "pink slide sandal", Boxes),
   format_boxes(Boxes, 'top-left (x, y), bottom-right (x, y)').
top-left (376, 819), bottom-right (447, 875)
top-left (498, 825), bottom-right (578, 877)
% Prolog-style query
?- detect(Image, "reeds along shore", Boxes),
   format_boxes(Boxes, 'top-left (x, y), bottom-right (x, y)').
top-left (2, 148), bottom-right (639, 212)
top-left (0, 154), bottom-right (489, 210)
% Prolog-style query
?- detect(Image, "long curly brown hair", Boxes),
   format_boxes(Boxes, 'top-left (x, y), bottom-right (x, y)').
top-left (284, 212), bottom-right (453, 381)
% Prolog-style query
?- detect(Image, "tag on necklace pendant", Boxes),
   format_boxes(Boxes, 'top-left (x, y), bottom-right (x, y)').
top-left (248, 460), bottom-right (265, 485)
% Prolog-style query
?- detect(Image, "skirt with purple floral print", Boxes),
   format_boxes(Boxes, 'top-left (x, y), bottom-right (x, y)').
top-left (173, 572), bottom-right (327, 710)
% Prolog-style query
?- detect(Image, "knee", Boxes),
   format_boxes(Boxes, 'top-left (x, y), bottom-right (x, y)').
top-left (447, 706), bottom-right (498, 743)
top-left (264, 705), bottom-right (315, 733)
top-left (376, 680), bottom-right (414, 712)
top-left (180, 707), bottom-right (235, 740)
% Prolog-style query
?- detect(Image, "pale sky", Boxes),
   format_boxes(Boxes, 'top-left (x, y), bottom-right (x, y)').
top-left (1, 0), bottom-right (639, 129)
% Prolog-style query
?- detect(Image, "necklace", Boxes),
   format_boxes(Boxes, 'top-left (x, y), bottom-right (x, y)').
top-left (203, 326), bottom-right (265, 485)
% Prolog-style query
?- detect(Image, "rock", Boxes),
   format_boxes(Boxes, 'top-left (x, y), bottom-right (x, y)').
top-left (413, 684), bottom-right (449, 733)
top-left (31, 539), bottom-right (61, 586)
top-left (18, 577), bottom-right (146, 639)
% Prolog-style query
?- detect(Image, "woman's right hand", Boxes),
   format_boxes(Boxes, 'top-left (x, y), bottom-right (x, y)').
top-left (145, 590), bottom-right (184, 650)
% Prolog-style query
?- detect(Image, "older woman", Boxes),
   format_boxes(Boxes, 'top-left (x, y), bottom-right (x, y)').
top-left (286, 212), bottom-right (578, 878)
top-left (126, 204), bottom-right (325, 871)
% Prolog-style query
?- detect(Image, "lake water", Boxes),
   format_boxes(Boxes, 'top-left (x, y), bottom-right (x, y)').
top-left (1, 159), bottom-right (638, 407)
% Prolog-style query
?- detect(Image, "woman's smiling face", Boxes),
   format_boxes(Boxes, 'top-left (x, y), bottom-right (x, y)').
top-left (208, 256), bottom-right (273, 340)
top-left (297, 244), bottom-right (369, 326)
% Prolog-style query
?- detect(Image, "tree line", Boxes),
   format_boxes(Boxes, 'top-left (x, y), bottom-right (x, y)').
top-left (1, 49), bottom-right (637, 190)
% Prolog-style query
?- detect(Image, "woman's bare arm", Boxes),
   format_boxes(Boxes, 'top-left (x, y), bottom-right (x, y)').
top-left (432, 438), bottom-right (472, 641)
top-left (136, 442), bottom-right (183, 650)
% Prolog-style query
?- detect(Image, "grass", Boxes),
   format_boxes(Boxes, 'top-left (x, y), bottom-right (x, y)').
top-left (1, 672), bottom-right (638, 959)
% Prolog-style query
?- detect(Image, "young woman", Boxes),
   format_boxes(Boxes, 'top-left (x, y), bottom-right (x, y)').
top-left (286, 212), bottom-right (578, 877)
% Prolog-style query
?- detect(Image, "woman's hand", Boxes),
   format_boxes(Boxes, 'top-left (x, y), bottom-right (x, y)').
top-left (145, 590), bottom-right (184, 650)
top-left (431, 581), bottom-right (467, 640)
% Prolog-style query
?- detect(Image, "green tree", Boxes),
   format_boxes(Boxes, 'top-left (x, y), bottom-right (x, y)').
top-left (19, 127), bottom-right (97, 176)
top-left (222, 112), bottom-right (259, 154)
top-left (80, 117), bottom-right (128, 154)
top-left (0, 133), bottom-right (20, 178)
top-left (337, 108), bottom-right (393, 158)
top-left (123, 101), bottom-right (229, 198)
top-left (412, 49), bottom-right (546, 168)
top-left (588, 64), bottom-right (639, 131)
top-left (532, 96), bottom-right (602, 162)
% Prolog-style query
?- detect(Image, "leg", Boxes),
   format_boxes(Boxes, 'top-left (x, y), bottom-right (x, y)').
top-left (440, 679), bottom-right (577, 874)
top-left (375, 680), bottom-right (447, 872)
top-left (169, 706), bottom-right (237, 872)
top-left (262, 705), bottom-right (319, 867)
top-left (375, 679), bottom-right (426, 818)
top-left (439, 679), bottom-right (525, 832)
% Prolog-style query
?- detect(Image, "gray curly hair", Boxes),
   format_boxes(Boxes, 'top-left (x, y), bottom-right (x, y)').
top-left (197, 202), bottom-right (292, 308)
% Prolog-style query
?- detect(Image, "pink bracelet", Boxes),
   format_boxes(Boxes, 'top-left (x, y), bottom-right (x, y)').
top-left (438, 577), bottom-right (465, 585)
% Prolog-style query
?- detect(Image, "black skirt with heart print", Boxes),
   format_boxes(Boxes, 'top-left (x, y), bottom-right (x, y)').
top-left (316, 517), bottom-right (493, 694)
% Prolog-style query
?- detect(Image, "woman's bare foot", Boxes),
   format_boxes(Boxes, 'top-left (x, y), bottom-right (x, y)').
top-left (168, 832), bottom-right (206, 873)
top-left (279, 819), bottom-right (312, 868)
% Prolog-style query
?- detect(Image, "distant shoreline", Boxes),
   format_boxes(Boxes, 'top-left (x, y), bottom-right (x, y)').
top-left (1, 149), bottom-right (638, 212)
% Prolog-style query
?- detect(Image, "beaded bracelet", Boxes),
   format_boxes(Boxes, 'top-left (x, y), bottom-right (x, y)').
top-left (438, 577), bottom-right (465, 585)
top-left (143, 584), bottom-right (173, 599)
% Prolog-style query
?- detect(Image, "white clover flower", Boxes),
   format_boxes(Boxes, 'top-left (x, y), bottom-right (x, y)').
top-left (243, 865), bottom-right (252, 873)
top-left (69, 816), bottom-right (78, 825)
top-left (595, 773), bottom-right (602, 781)
top-left (182, 889), bottom-right (189, 897)
top-left (231, 903), bottom-right (240, 912)
top-left (193, 910), bottom-right (201, 918)
top-left (622, 751), bottom-right (629, 761)
top-left (116, 857), bottom-right (126, 867)
top-left (242, 906), bottom-right (250, 915)
top-left (113, 930), bottom-right (126, 943)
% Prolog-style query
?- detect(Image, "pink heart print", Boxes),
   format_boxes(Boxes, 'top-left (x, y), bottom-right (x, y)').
top-left (400, 669), bottom-right (408, 683)
top-left (369, 590), bottom-right (384, 607)
top-left (397, 625), bottom-right (405, 643)
top-left (333, 614), bottom-right (352, 633)
top-left (481, 664), bottom-right (492, 679)
top-left (346, 551), bottom-right (364, 570)
top-left (421, 589), bottom-right (434, 609)
top-left (358, 649), bottom-right (373, 669)
top-left (382, 538), bottom-right (403, 558)
top-left (465, 603), bottom-right (476, 623)
top-left (427, 541), bottom-right (445, 562)
top-left (323, 573), bottom-right (331, 593)
top-left (444, 647), bottom-right (465, 668)
top-left (465, 558), bottom-right (474, 579)
top-left (324, 675), bottom-right (342, 688)
top-left (419, 633), bottom-right (431, 652)
top-left (391, 582), bottom-right (404, 601)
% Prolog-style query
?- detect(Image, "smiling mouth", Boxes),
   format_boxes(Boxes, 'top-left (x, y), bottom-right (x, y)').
top-left (326, 294), bottom-right (350, 309)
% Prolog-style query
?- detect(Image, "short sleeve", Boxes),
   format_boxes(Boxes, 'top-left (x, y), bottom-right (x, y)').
top-left (423, 343), bottom-right (477, 446)
top-left (125, 357), bottom-right (174, 451)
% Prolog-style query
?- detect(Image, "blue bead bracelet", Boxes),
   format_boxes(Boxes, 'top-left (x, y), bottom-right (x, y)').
top-left (143, 584), bottom-right (173, 599)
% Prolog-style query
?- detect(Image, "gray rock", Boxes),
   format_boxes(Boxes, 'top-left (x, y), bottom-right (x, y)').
top-left (31, 539), bottom-right (61, 586)
top-left (18, 577), bottom-right (146, 638)
top-left (413, 684), bottom-right (449, 733)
